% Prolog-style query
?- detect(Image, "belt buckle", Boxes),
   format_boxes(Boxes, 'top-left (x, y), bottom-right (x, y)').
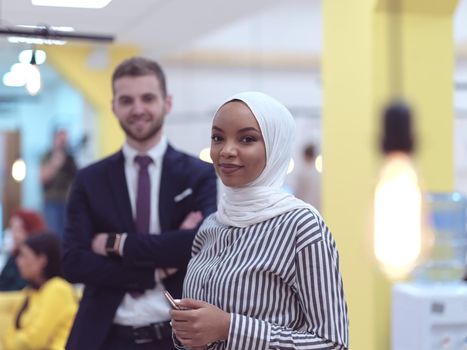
top-left (132, 325), bottom-right (154, 344)
top-left (153, 323), bottom-right (163, 340)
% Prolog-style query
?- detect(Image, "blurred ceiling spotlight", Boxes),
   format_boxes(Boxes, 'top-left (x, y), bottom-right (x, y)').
top-left (315, 154), bottom-right (323, 173)
top-left (25, 64), bottom-right (41, 96)
top-left (3, 63), bottom-right (29, 87)
top-left (3, 71), bottom-right (25, 87)
top-left (19, 49), bottom-right (47, 65)
top-left (199, 148), bottom-right (212, 163)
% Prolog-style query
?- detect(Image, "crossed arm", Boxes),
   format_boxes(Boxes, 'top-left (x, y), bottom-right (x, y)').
top-left (62, 168), bottom-right (217, 290)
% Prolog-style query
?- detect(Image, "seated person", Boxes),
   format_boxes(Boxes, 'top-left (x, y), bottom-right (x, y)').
top-left (1, 233), bottom-right (78, 350)
top-left (0, 210), bottom-right (46, 291)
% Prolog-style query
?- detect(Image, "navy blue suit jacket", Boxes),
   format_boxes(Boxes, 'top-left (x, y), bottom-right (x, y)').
top-left (63, 145), bottom-right (217, 350)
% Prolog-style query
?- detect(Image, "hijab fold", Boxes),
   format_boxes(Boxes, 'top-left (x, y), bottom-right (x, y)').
top-left (216, 91), bottom-right (311, 228)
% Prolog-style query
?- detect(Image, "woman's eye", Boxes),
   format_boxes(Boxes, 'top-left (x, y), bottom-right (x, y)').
top-left (241, 136), bottom-right (256, 143)
top-left (211, 135), bottom-right (222, 142)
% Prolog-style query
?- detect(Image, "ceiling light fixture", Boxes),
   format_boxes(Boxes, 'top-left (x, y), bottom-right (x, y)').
top-left (25, 64), bottom-right (41, 96)
top-left (31, 0), bottom-right (113, 9)
top-left (0, 25), bottom-right (114, 44)
top-left (16, 24), bottom-right (75, 32)
top-left (19, 49), bottom-right (47, 65)
top-left (7, 36), bottom-right (66, 45)
top-left (26, 50), bottom-right (42, 96)
top-left (3, 71), bottom-right (25, 87)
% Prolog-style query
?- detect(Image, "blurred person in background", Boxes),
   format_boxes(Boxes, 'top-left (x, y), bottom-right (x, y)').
top-left (0, 233), bottom-right (78, 350)
top-left (40, 129), bottom-right (78, 238)
top-left (0, 210), bottom-right (46, 291)
top-left (292, 143), bottom-right (321, 211)
top-left (63, 56), bottom-right (217, 350)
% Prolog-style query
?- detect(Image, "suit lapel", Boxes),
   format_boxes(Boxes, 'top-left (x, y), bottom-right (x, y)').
top-left (107, 151), bottom-right (136, 234)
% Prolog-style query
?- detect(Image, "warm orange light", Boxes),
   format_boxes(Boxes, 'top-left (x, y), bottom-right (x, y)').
top-left (373, 153), bottom-right (423, 280)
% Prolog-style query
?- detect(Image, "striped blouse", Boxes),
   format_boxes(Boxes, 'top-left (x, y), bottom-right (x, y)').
top-left (183, 208), bottom-right (349, 350)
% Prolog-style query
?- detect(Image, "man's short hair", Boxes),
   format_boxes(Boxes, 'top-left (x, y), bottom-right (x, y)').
top-left (112, 57), bottom-right (167, 96)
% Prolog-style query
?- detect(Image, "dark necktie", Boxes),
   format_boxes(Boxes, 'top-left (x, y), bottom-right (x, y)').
top-left (134, 155), bottom-right (153, 234)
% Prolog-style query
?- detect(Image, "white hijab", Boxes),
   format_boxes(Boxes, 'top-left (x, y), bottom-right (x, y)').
top-left (216, 91), bottom-right (311, 227)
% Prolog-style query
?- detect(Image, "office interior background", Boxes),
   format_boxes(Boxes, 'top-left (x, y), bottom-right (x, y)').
top-left (0, 0), bottom-right (466, 349)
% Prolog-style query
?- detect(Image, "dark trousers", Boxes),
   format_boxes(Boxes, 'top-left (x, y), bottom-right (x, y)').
top-left (44, 200), bottom-right (66, 239)
top-left (100, 324), bottom-right (176, 350)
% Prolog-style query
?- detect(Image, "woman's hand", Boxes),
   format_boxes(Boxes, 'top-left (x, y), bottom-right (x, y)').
top-left (170, 299), bottom-right (230, 348)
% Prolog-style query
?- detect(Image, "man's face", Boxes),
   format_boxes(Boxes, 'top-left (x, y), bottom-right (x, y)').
top-left (112, 74), bottom-right (171, 147)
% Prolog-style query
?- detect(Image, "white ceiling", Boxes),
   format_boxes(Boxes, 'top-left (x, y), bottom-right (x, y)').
top-left (0, 0), bottom-right (465, 95)
top-left (1, 0), bottom-right (287, 53)
top-left (0, 0), bottom-right (466, 56)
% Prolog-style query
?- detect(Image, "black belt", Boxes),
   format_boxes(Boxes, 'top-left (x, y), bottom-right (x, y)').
top-left (111, 321), bottom-right (172, 344)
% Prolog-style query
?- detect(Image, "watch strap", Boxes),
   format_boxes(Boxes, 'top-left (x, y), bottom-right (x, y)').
top-left (105, 233), bottom-right (121, 258)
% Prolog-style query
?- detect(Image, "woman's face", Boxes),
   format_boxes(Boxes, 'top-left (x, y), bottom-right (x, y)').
top-left (16, 245), bottom-right (46, 283)
top-left (9, 216), bottom-right (27, 249)
top-left (210, 101), bottom-right (266, 187)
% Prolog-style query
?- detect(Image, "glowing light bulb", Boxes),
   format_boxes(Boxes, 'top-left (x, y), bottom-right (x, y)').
top-left (315, 154), bottom-right (323, 173)
top-left (26, 64), bottom-right (41, 96)
top-left (374, 154), bottom-right (423, 279)
top-left (12, 158), bottom-right (27, 182)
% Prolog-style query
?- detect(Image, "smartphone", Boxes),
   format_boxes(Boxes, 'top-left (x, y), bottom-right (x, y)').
top-left (164, 290), bottom-right (181, 310)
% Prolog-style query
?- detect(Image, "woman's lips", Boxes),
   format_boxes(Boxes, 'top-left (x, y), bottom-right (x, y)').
top-left (219, 163), bottom-right (242, 175)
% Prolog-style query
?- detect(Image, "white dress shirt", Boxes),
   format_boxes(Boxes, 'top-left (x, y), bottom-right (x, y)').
top-left (114, 136), bottom-right (171, 326)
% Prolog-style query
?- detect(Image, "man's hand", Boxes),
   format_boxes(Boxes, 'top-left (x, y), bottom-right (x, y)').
top-left (170, 299), bottom-right (230, 348)
top-left (179, 211), bottom-right (203, 230)
top-left (92, 233), bottom-right (109, 256)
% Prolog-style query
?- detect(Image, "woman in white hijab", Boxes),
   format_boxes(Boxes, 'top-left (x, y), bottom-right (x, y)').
top-left (170, 92), bottom-right (349, 350)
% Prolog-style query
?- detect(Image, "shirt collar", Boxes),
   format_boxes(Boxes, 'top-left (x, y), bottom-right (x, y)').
top-left (122, 135), bottom-right (168, 165)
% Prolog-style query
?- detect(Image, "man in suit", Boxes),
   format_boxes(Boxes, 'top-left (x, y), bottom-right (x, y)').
top-left (63, 57), bottom-right (217, 350)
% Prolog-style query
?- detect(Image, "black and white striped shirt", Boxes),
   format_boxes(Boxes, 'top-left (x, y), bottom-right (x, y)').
top-left (183, 208), bottom-right (349, 350)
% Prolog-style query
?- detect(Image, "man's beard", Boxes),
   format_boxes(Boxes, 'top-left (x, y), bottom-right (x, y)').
top-left (120, 119), bottom-right (163, 143)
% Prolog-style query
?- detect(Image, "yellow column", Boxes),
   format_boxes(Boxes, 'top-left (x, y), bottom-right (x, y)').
top-left (46, 45), bottom-right (140, 156)
top-left (323, 1), bottom-right (457, 349)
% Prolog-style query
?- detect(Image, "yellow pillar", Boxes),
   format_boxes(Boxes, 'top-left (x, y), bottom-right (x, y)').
top-left (323, 1), bottom-right (457, 349)
top-left (46, 45), bottom-right (140, 156)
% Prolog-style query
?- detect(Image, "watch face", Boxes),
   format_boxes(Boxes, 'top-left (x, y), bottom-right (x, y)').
top-left (106, 234), bottom-right (117, 249)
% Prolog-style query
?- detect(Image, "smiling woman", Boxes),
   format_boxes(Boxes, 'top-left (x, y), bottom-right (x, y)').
top-left (210, 100), bottom-right (266, 187)
top-left (170, 91), bottom-right (349, 350)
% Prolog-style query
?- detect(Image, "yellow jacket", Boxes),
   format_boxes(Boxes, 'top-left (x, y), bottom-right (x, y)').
top-left (0, 277), bottom-right (78, 350)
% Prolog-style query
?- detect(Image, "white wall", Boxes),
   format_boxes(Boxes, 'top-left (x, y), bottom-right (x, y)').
top-left (162, 64), bottom-right (322, 183)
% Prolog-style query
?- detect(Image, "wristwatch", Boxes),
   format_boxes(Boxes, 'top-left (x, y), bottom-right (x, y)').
top-left (105, 233), bottom-right (121, 258)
